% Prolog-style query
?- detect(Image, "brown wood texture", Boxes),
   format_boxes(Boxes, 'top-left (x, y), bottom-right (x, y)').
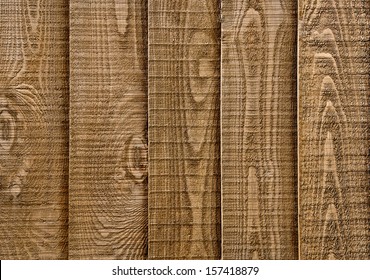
top-left (299, 0), bottom-right (369, 259)
top-left (69, 0), bottom-right (148, 259)
top-left (0, 0), bottom-right (368, 260)
top-left (148, 0), bottom-right (221, 259)
top-left (0, 0), bottom-right (69, 259)
top-left (221, 0), bottom-right (298, 259)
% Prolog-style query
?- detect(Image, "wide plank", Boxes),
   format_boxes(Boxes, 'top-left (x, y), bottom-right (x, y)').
top-left (299, 0), bottom-right (369, 259)
top-left (221, 0), bottom-right (298, 259)
top-left (0, 0), bottom-right (69, 259)
top-left (69, 0), bottom-right (148, 259)
top-left (148, 0), bottom-right (221, 259)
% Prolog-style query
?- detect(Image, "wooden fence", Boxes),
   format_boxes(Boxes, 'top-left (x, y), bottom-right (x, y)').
top-left (0, 0), bottom-right (368, 259)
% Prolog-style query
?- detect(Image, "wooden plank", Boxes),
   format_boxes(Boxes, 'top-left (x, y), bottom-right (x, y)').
top-left (0, 0), bottom-right (69, 259)
top-left (69, 0), bottom-right (148, 259)
top-left (221, 0), bottom-right (298, 259)
top-left (148, 0), bottom-right (221, 259)
top-left (299, 0), bottom-right (369, 259)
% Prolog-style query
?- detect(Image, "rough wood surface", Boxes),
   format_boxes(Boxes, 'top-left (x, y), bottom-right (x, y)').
top-left (0, 0), bottom-right (69, 259)
top-left (299, 0), bottom-right (369, 259)
top-left (148, 0), bottom-right (221, 259)
top-left (69, 0), bottom-right (148, 259)
top-left (1, 0), bottom-right (368, 260)
top-left (221, 0), bottom-right (298, 259)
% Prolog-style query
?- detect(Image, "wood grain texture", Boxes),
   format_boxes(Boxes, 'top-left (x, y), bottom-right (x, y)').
top-left (299, 0), bottom-right (369, 259)
top-left (221, 0), bottom-right (298, 259)
top-left (69, 0), bottom-right (148, 259)
top-left (0, 0), bottom-right (69, 259)
top-left (148, 0), bottom-right (221, 259)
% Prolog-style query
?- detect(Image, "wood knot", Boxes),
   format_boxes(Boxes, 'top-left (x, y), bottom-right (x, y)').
top-left (0, 108), bottom-right (16, 155)
top-left (127, 136), bottom-right (148, 183)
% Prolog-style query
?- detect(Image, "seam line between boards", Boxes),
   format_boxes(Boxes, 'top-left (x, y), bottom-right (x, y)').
top-left (297, 2), bottom-right (301, 261)
top-left (219, 0), bottom-right (223, 261)
top-left (67, 0), bottom-right (71, 261)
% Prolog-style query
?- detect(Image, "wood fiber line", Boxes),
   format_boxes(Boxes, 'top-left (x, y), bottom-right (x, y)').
top-left (221, 0), bottom-right (298, 259)
top-left (299, 0), bottom-right (369, 259)
top-left (0, 0), bottom-right (69, 259)
top-left (69, 0), bottom-right (148, 259)
top-left (148, 0), bottom-right (221, 259)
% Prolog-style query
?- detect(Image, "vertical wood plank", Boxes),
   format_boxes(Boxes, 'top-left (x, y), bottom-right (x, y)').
top-left (221, 0), bottom-right (298, 259)
top-left (299, 0), bottom-right (369, 259)
top-left (69, 0), bottom-right (148, 259)
top-left (0, 0), bottom-right (69, 259)
top-left (148, 0), bottom-right (221, 259)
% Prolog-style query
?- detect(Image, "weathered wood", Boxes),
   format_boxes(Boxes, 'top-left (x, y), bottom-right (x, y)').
top-left (221, 0), bottom-right (298, 259)
top-left (0, 0), bottom-right (69, 259)
top-left (148, 0), bottom-right (221, 259)
top-left (69, 0), bottom-right (148, 259)
top-left (299, 0), bottom-right (369, 259)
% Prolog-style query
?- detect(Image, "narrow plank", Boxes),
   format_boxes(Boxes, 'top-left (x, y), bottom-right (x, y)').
top-left (148, 0), bottom-right (221, 259)
top-left (69, 0), bottom-right (148, 259)
top-left (221, 0), bottom-right (298, 259)
top-left (0, 0), bottom-right (69, 259)
top-left (299, 0), bottom-right (369, 259)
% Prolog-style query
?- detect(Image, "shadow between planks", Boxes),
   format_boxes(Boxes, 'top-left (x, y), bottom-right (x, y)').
top-left (0, 0), bottom-right (368, 260)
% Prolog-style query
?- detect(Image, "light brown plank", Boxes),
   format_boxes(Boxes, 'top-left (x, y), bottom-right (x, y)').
top-left (69, 0), bottom-right (148, 259)
top-left (148, 0), bottom-right (221, 259)
top-left (221, 0), bottom-right (298, 259)
top-left (299, 0), bottom-right (369, 259)
top-left (0, 0), bottom-right (69, 259)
